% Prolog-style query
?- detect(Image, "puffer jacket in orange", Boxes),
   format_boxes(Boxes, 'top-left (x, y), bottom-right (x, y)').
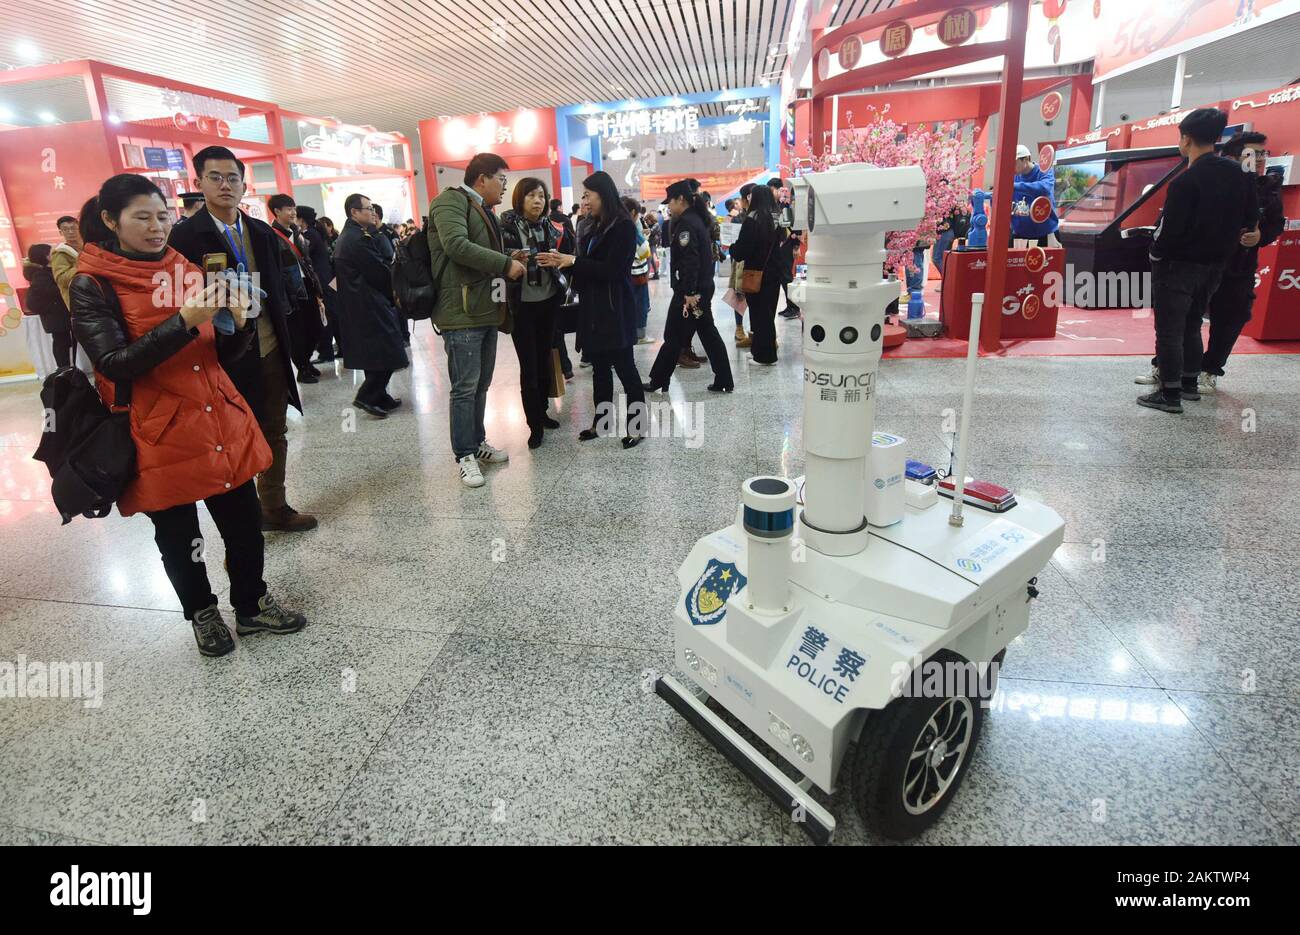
top-left (70, 244), bottom-right (270, 516)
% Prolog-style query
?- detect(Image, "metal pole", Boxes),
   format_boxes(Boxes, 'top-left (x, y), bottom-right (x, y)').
top-left (950, 292), bottom-right (984, 527)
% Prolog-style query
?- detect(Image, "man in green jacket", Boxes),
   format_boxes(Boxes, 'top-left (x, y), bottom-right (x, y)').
top-left (427, 152), bottom-right (526, 488)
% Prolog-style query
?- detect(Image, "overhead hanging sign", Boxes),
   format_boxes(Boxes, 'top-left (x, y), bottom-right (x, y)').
top-left (588, 106), bottom-right (700, 140)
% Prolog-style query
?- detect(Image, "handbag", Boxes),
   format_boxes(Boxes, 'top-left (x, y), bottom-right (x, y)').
top-left (32, 277), bottom-right (136, 524)
top-left (740, 236), bottom-right (777, 294)
top-left (548, 348), bottom-right (566, 399)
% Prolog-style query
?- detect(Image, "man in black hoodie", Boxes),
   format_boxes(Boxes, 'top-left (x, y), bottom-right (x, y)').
top-left (1138, 108), bottom-right (1258, 414)
top-left (1199, 131), bottom-right (1286, 392)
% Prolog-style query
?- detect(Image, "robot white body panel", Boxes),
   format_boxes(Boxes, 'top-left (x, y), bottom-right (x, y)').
top-left (655, 163), bottom-right (1065, 844)
top-left (670, 494), bottom-right (1064, 793)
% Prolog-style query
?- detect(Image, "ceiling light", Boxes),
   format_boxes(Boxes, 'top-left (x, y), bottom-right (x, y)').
top-left (107, 113), bottom-right (121, 125)
top-left (0, 105), bottom-right (12, 121)
top-left (38, 111), bottom-right (56, 123)
top-left (15, 40), bottom-right (39, 62)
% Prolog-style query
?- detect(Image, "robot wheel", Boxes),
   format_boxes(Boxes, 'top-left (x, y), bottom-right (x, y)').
top-left (851, 650), bottom-right (987, 841)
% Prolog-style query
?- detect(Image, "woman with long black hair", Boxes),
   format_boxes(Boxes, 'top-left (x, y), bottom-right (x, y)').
top-left (538, 171), bottom-right (646, 448)
top-left (727, 183), bottom-right (783, 365)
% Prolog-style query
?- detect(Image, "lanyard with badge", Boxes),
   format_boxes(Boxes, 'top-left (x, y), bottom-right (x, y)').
top-left (222, 216), bottom-right (248, 272)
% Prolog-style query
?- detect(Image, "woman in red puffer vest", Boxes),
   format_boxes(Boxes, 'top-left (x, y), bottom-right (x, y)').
top-left (70, 174), bottom-right (309, 658)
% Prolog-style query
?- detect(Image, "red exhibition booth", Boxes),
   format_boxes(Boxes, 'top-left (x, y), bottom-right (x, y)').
top-left (418, 109), bottom-right (562, 207)
top-left (801, 0), bottom-right (1299, 353)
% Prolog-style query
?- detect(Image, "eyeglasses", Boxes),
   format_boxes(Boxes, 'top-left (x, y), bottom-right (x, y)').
top-left (203, 172), bottom-right (243, 188)
top-left (494, 174), bottom-right (508, 185)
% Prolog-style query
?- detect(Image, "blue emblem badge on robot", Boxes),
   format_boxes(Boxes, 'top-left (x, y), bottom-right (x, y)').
top-left (685, 558), bottom-right (748, 626)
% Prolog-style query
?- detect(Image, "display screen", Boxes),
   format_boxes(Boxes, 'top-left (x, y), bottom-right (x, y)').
top-left (1054, 141), bottom-right (1107, 211)
top-left (1058, 155), bottom-right (1183, 233)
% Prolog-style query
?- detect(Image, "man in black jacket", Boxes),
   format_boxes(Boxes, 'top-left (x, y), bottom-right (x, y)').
top-left (268, 193), bottom-right (325, 384)
top-left (168, 145), bottom-right (317, 531)
top-left (295, 205), bottom-right (341, 362)
top-left (1200, 131), bottom-right (1286, 391)
top-left (334, 193), bottom-right (408, 418)
top-left (1138, 109), bottom-right (1258, 414)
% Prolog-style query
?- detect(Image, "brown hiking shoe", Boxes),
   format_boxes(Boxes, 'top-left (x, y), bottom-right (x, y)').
top-left (262, 505), bottom-right (319, 532)
top-left (678, 351), bottom-right (701, 369)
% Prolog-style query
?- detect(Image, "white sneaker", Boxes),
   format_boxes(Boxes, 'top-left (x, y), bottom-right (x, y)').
top-left (476, 441), bottom-right (509, 464)
top-left (458, 454), bottom-right (484, 488)
top-left (1197, 372), bottom-right (1217, 394)
top-left (1134, 366), bottom-right (1159, 385)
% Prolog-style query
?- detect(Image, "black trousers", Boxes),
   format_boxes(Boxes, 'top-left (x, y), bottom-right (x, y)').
top-left (648, 289), bottom-right (734, 389)
top-left (357, 369), bottom-right (394, 405)
top-left (1202, 273), bottom-right (1256, 376)
top-left (288, 300), bottom-right (322, 373)
top-left (50, 329), bottom-right (74, 369)
top-left (316, 285), bottom-right (341, 358)
top-left (589, 346), bottom-right (647, 436)
top-left (510, 293), bottom-right (559, 430)
top-left (781, 281), bottom-right (800, 314)
top-left (747, 282), bottom-right (780, 364)
top-left (146, 479), bottom-right (266, 620)
top-left (1151, 259), bottom-right (1223, 391)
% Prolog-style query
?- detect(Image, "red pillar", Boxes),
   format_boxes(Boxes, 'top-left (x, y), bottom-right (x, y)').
top-left (809, 28), bottom-right (827, 157)
top-left (980, 0), bottom-right (1030, 352)
top-left (1066, 73), bottom-right (1094, 139)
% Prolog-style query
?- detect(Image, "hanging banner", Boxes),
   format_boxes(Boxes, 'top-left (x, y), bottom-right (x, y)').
top-left (640, 169), bottom-right (762, 203)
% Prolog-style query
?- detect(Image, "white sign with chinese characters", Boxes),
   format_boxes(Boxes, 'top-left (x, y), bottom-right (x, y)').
top-left (782, 622), bottom-right (868, 706)
top-left (588, 106), bottom-right (700, 140)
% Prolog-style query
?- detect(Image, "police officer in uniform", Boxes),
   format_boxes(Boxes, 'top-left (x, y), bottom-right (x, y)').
top-left (644, 180), bottom-right (734, 393)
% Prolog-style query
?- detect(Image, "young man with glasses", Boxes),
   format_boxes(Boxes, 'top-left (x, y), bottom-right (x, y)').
top-left (427, 153), bottom-right (526, 488)
top-left (169, 145), bottom-right (318, 531)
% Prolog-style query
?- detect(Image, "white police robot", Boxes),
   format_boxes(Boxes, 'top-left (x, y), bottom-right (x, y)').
top-left (655, 163), bottom-right (1065, 844)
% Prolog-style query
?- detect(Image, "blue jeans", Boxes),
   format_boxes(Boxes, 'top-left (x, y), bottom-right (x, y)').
top-left (906, 247), bottom-right (925, 292)
top-left (443, 325), bottom-right (497, 460)
top-left (933, 230), bottom-right (956, 277)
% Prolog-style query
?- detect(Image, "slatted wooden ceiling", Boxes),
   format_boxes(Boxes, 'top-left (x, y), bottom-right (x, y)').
top-left (0, 0), bottom-right (857, 127)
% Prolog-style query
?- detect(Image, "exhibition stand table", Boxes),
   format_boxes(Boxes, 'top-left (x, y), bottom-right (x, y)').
top-left (940, 247), bottom-right (1064, 340)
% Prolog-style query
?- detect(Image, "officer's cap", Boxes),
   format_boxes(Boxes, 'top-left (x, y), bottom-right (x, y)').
top-left (662, 179), bottom-right (694, 203)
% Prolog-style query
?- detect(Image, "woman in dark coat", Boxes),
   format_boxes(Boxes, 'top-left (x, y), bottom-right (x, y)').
top-left (22, 244), bottom-right (74, 368)
top-left (539, 171), bottom-right (646, 448)
top-left (333, 196), bottom-right (409, 418)
top-left (727, 184), bottom-right (784, 365)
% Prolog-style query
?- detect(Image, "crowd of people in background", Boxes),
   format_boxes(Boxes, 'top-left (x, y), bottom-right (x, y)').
top-left (23, 143), bottom-right (810, 654)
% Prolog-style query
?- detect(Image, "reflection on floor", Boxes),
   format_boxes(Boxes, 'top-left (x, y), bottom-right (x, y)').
top-left (1, 277), bottom-right (1297, 845)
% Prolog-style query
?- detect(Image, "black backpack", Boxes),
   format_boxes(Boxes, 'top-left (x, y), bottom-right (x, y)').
top-left (392, 194), bottom-right (474, 322)
top-left (31, 277), bottom-right (136, 524)
top-left (391, 224), bottom-right (436, 321)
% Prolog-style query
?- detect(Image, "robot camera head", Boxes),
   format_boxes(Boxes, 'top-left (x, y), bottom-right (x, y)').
top-left (791, 163), bottom-right (925, 239)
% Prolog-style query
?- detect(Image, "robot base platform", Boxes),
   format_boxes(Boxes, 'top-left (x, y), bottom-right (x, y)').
top-left (661, 493), bottom-right (1063, 844)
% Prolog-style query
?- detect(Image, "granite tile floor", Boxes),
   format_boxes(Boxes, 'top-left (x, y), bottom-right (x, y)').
top-left (1, 275), bottom-right (1297, 846)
